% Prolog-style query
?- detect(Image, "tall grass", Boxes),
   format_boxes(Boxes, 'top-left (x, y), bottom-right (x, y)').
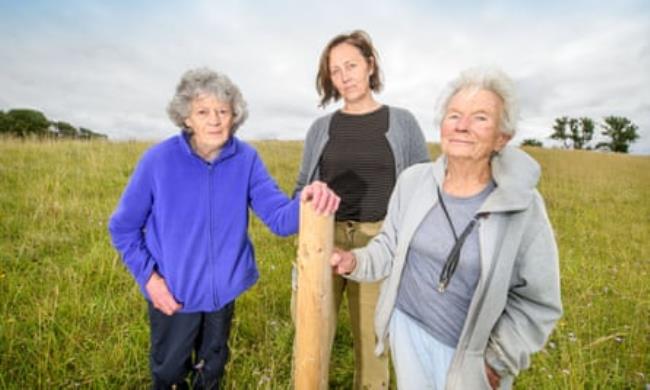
top-left (0, 138), bottom-right (648, 388)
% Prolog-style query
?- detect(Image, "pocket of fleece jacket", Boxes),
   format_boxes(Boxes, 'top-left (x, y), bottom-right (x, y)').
top-left (469, 350), bottom-right (514, 390)
top-left (161, 274), bottom-right (185, 307)
top-left (454, 350), bottom-right (494, 390)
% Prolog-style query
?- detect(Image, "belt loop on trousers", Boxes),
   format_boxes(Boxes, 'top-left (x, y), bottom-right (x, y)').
top-left (345, 220), bottom-right (356, 244)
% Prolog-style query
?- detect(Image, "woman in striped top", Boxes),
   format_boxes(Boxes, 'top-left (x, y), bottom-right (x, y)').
top-left (292, 30), bottom-right (430, 389)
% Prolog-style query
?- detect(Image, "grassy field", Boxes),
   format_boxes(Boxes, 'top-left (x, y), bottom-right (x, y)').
top-left (0, 138), bottom-right (648, 389)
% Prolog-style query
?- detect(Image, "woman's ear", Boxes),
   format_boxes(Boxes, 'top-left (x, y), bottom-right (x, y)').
top-left (495, 132), bottom-right (512, 152)
top-left (368, 56), bottom-right (375, 77)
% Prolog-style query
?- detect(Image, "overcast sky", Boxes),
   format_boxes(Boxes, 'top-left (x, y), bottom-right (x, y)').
top-left (1, 0), bottom-right (649, 154)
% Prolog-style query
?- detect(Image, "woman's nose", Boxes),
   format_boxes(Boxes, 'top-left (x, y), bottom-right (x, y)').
top-left (208, 110), bottom-right (221, 124)
top-left (455, 116), bottom-right (469, 131)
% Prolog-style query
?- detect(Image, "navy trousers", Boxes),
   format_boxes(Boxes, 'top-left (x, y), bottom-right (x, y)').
top-left (147, 301), bottom-right (235, 390)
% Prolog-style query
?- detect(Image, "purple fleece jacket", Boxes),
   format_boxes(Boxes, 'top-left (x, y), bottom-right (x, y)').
top-left (108, 133), bottom-right (299, 312)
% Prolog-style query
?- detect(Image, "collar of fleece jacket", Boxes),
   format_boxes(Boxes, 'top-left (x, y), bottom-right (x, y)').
top-left (431, 146), bottom-right (541, 214)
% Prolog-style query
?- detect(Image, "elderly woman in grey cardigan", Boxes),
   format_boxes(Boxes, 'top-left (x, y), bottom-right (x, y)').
top-left (331, 67), bottom-right (562, 389)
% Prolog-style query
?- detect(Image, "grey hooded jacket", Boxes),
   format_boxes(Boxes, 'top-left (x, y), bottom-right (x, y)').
top-left (348, 146), bottom-right (562, 389)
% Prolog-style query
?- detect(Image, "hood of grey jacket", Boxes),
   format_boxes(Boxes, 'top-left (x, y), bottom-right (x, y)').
top-left (431, 145), bottom-right (541, 214)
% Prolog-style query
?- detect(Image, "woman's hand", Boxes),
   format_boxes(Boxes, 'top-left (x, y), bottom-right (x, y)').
top-left (485, 362), bottom-right (501, 389)
top-left (330, 248), bottom-right (357, 275)
top-left (301, 181), bottom-right (340, 215)
top-left (146, 271), bottom-right (182, 316)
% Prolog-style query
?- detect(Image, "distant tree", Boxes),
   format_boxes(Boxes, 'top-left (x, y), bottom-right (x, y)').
top-left (79, 127), bottom-right (107, 140)
top-left (550, 116), bottom-right (594, 149)
top-left (0, 108), bottom-right (107, 139)
top-left (521, 138), bottom-right (543, 147)
top-left (550, 116), bottom-right (571, 148)
top-left (596, 116), bottom-right (639, 153)
top-left (0, 110), bottom-right (6, 135)
top-left (51, 121), bottom-right (79, 138)
top-left (571, 117), bottom-right (594, 150)
top-left (3, 109), bottom-right (50, 137)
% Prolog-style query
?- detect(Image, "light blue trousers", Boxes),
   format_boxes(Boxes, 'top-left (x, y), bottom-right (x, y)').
top-left (389, 309), bottom-right (456, 390)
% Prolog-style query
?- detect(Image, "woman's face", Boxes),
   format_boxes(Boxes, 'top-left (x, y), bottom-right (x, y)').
top-left (440, 88), bottom-right (511, 162)
top-left (184, 94), bottom-right (233, 153)
top-left (328, 42), bottom-right (374, 104)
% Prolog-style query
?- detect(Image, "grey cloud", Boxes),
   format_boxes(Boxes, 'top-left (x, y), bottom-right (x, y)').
top-left (1, 1), bottom-right (648, 154)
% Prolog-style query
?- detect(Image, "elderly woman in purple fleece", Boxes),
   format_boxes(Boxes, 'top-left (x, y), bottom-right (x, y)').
top-left (108, 67), bottom-right (339, 389)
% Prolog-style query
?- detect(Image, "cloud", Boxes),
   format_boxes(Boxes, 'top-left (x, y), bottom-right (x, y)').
top-left (1, 0), bottom-right (648, 153)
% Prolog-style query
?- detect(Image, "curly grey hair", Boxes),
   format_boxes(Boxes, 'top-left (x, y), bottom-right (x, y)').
top-left (435, 66), bottom-right (518, 136)
top-left (167, 67), bottom-right (248, 133)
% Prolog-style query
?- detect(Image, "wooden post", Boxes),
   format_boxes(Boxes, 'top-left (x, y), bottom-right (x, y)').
top-left (293, 200), bottom-right (335, 390)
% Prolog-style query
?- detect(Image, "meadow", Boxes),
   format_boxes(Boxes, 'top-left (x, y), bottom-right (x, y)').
top-left (0, 138), bottom-right (648, 389)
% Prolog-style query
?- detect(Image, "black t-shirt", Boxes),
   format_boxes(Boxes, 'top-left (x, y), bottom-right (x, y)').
top-left (319, 105), bottom-right (395, 222)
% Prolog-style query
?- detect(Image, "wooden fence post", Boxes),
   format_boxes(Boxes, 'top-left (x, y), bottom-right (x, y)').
top-left (293, 200), bottom-right (335, 390)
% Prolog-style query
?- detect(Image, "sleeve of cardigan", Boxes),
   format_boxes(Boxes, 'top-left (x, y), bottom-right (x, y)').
top-left (404, 110), bottom-right (431, 165)
top-left (485, 196), bottom-right (563, 376)
top-left (293, 119), bottom-right (319, 197)
top-left (108, 153), bottom-right (157, 290)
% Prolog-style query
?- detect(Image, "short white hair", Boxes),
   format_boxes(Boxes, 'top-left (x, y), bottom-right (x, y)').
top-left (167, 67), bottom-right (248, 134)
top-left (435, 67), bottom-right (518, 136)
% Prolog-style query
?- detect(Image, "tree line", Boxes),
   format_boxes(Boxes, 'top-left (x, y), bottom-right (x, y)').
top-left (0, 108), bottom-right (107, 139)
top-left (1, 108), bottom-right (640, 152)
top-left (521, 115), bottom-right (639, 153)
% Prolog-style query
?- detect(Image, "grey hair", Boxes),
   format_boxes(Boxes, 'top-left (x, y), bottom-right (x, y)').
top-left (434, 67), bottom-right (518, 136)
top-left (167, 67), bottom-right (248, 133)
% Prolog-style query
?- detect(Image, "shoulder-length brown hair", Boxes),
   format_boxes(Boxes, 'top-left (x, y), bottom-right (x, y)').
top-left (316, 30), bottom-right (383, 108)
